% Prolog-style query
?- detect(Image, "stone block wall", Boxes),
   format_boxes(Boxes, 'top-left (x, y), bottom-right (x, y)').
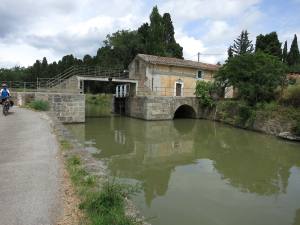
top-left (12, 92), bottom-right (85, 123)
top-left (125, 96), bottom-right (199, 120)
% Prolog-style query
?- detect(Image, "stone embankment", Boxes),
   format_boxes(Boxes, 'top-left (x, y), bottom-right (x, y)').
top-left (12, 92), bottom-right (85, 123)
top-left (198, 101), bottom-right (299, 140)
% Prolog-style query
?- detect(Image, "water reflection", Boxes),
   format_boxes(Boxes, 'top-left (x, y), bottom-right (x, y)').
top-left (66, 117), bottom-right (300, 225)
top-left (294, 209), bottom-right (300, 225)
top-left (67, 117), bottom-right (300, 199)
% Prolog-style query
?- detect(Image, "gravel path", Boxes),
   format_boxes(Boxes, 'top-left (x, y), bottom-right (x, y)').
top-left (0, 107), bottom-right (62, 225)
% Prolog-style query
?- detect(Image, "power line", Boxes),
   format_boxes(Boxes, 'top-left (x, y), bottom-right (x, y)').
top-left (197, 52), bottom-right (223, 62)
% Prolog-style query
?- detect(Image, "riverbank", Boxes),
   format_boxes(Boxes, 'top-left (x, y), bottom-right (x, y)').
top-left (199, 100), bottom-right (300, 138)
top-left (49, 112), bottom-right (149, 225)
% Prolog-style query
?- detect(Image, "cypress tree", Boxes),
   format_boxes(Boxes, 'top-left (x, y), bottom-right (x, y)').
top-left (137, 23), bottom-right (150, 53)
top-left (148, 6), bottom-right (164, 55)
top-left (162, 13), bottom-right (183, 58)
top-left (287, 34), bottom-right (300, 66)
top-left (282, 41), bottom-right (288, 63)
top-left (232, 30), bottom-right (254, 56)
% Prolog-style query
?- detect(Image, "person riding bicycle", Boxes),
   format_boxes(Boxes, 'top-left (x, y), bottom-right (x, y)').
top-left (0, 83), bottom-right (10, 104)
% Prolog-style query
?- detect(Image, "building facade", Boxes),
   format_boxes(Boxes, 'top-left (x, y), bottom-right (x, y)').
top-left (128, 54), bottom-right (220, 97)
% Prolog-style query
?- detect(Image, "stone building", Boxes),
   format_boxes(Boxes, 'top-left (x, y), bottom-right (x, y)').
top-left (128, 54), bottom-right (220, 97)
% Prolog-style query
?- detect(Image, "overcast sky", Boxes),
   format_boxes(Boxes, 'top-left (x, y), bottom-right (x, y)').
top-left (0, 0), bottom-right (299, 68)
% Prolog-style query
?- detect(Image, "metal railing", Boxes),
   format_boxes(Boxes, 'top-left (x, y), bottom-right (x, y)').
top-left (137, 87), bottom-right (196, 97)
top-left (2, 65), bottom-right (127, 93)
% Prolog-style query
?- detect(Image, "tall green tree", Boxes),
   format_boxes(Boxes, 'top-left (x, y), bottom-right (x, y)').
top-left (282, 41), bottom-right (288, 63)
top-left (287, 34), bottom-right (300, 66)
top-left (255, 32), bottom-right (282, 59)
top-left (162, 13), bottom-right (183, 58)
top-left (231, 30), bottom-right (254, 56)
top-left (148, 6), bottom-right (165, 55)
top-left (137, 23), bottom-right (150, 53)
top-left (215, 52), bottom-right (287, 105)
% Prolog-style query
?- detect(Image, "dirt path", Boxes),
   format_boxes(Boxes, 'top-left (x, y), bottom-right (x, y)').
top-left (0, 107), bottom-right (62, 225)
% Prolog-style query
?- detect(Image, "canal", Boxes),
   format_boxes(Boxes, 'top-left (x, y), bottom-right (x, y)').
top-left (66, 116), bottom-right (300, 225)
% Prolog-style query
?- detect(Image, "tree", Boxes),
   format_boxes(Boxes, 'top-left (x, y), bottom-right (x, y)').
top-left (148, 6), bottom-right (165, 56)
top-left (231, 30), bottom-right (254, 56)
top-left (215, 52), bottom-right (287, 105)
top-left (31, 60), bottom-right (42, 79)
top-left (83, 54), bottom-right (93, 65)
top-left (282, 41), bottom-right (288, 63)
top-left (40, 57), bottom-right (49, 78)
top-left (228, 46), bottom-right (234, 59)
top-left (137, 23), bottom-right (150, 53)
top-left (162, 13), bottom-right (183, 58)
top-left (287, 34), bottom-right (300, 66)
top-left (255, 32), bottom-right (282, 59)
top-left (95, 6), bottom-right (183, 68)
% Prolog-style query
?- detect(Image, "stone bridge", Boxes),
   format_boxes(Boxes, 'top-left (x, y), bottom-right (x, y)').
top-left (125, 96), bottom-right (200, 120)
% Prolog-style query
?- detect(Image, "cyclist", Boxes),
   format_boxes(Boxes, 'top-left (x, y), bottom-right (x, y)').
top-left (0, 83), bottom-right (10, 104)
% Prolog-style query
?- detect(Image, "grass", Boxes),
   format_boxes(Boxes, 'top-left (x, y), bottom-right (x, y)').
top-left (27, 99), bottom-right (50, 111)
top-left (60, 140), bottom-right (73, 151)
top-left (61, 140), bottom-right (141, 225)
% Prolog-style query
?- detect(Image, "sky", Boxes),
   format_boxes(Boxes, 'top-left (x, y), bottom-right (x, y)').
top-left (0, 0), bottom-right (299, 68)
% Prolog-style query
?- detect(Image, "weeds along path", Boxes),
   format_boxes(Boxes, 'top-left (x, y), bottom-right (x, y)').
top-left (0, 107), bottom-right (62, 225)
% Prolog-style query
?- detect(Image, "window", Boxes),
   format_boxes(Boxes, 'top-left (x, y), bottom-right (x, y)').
top-left (197, 70), bottom-right (203, 79)
top-left (135, 60), bottom-right (140, 73)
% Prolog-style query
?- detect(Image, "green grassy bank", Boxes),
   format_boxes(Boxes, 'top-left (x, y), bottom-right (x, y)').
top-left (60, 140), bottom-right (141, 225)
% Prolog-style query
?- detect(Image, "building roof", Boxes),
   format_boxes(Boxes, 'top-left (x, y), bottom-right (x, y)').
top-left (136, 54), bottom-right (220, 71)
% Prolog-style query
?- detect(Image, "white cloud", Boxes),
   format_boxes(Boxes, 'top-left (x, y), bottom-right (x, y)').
top-left (0, 0), bottom-right (298, 68)
top-left (161, 0), bottom-right (261, 24)
top-left (0, 43), bottom-right (57, 68)
top-left (0, 0), bottom-right (147, 67)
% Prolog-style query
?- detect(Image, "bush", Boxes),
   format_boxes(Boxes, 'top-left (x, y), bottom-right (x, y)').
top-left (195, 81), bottom-right (216, 107)
top-left (255, 101), bottom-right (279, 111)
top-left (27, 100), bottom-right (50, 111)
top-left (281, 83), bottom-right (300, 107)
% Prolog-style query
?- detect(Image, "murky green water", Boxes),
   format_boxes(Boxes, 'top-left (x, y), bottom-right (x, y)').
top-left (67, 116), bottom-right (300, 225)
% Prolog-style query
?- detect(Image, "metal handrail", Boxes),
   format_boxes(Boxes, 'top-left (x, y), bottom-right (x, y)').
top-left (137, 87), bottom-right (197, 97)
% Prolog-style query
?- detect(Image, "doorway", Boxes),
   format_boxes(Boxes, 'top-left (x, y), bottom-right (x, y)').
top-left (175, 83), bottom-right (182, 96)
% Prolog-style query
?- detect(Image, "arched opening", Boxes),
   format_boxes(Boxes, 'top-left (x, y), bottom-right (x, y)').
top-left (173, 104), bottom-right (196, 119)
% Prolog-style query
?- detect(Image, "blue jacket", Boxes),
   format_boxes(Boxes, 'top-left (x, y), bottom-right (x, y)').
top-left (1, 88), bottom-right (10, 98)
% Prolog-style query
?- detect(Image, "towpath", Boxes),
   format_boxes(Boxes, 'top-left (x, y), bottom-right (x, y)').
top-left (0, 107), bottom-right (62, 225)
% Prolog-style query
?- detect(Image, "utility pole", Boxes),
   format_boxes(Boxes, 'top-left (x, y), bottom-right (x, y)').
top-left (197, 52), bottom-right (200, 62)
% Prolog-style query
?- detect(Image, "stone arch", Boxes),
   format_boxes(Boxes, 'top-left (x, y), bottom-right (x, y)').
top-left (173, 104), bottom-right (197, 119)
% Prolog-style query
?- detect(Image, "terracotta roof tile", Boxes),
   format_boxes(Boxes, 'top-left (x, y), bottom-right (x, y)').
top-left (137, 54), bottom-right (220, 71)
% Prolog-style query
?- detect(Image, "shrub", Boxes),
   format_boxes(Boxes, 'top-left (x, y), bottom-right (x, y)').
top-left (195, 81), bottom-right (217, 107)
top-left (255, 101), bottom-right (279, 111)
top-left (27, 100), bottom-right (50, 111)
top-left (281, 83), bottom-right (300, 107)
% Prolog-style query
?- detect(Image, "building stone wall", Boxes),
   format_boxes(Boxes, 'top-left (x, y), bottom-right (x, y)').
top-left (125, 96), bottom-right (199, 120)
top-left (12, 92), bottom-right (85, 123)
top-left (129, 56), bottom-right (218, 97)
